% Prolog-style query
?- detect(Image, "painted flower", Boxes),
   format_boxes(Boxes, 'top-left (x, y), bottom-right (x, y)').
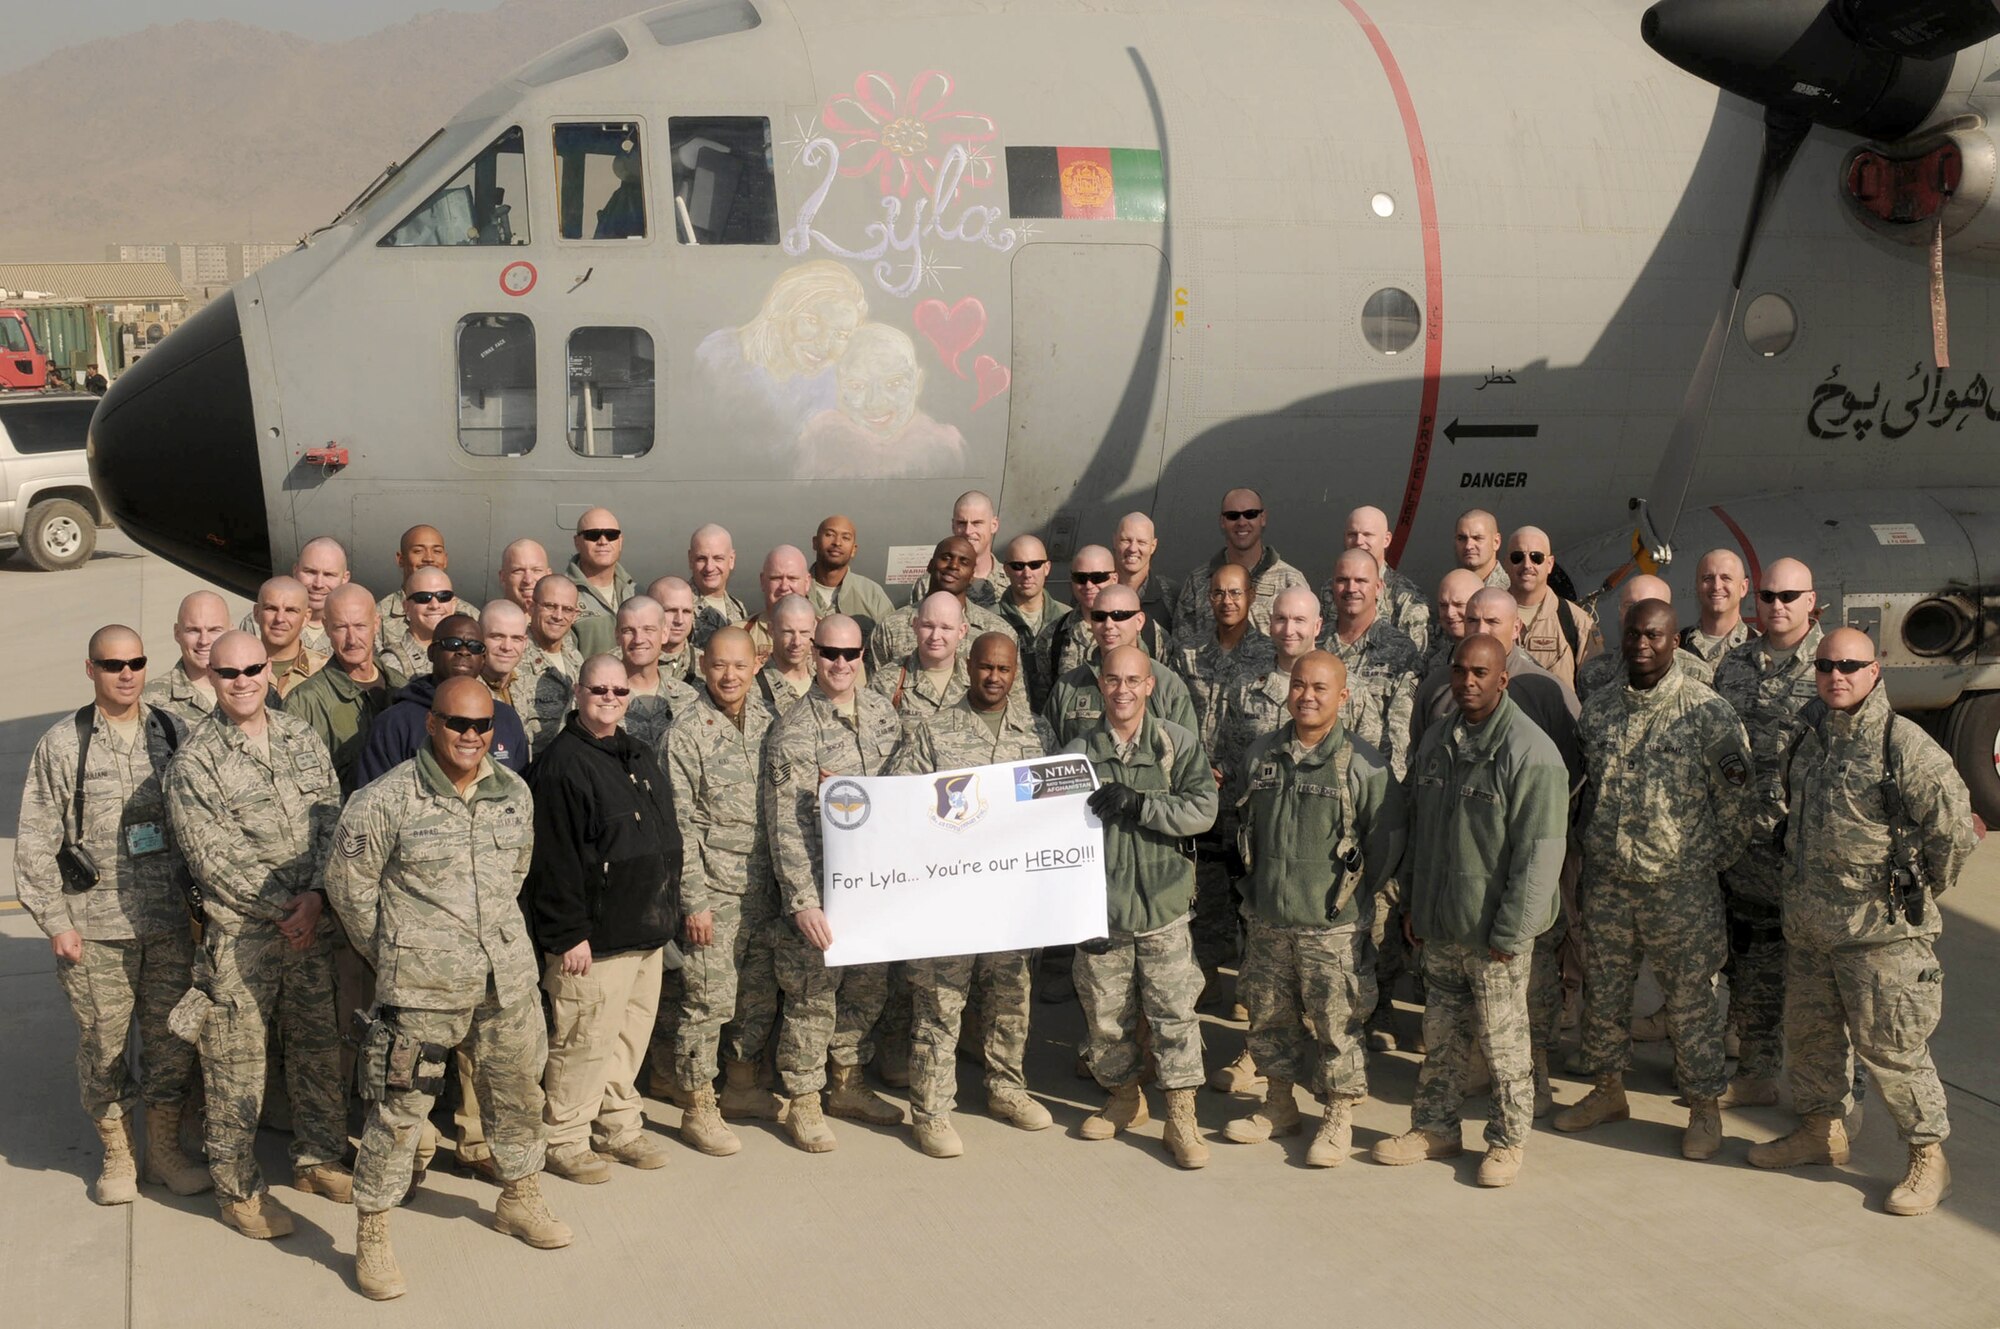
top-left (820, 70), bottom-right (998, 198)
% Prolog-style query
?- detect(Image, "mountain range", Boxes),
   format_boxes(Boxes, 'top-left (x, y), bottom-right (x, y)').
top-left (1, 0), bottom-right (638, 261)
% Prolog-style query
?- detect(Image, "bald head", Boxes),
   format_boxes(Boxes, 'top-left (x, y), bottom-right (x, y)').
top-left (1760, 557), bottom-right (1818, 647)
top-left (1505, 526), bottom-right (1553, 600)
top-left (1286, 650), bottom-right (1349, 738)
top-left (1455, 509), bottom-right (1501, 574)
top-left (397, 525), bottom-right (447, 573)
top-left (1464, 587), bottom-right (1520, 645)
top-left (914, 591), bottom-right (967, 666)
top-left (761, 545), bottom-right (810, 604)
top-left (689, 524), bottom-right (737, 595)
top-left (1330, 547), bottom-right (1381, 627)
top-left (1450, 632), bottom-right (1510, 722)
top-left (1437, 568), bottom-right (1484, 641)
top-left (1816, 627), bottom-right (1881, 710)
top-left (171, 591), bottom-right (231, 672)
top-left (324, 584), bottom-right (382, 669)
top-left (1344, 506), bottom-right (1392, 560)
top-left (254, 576), bottom-right (309, 652)
top-left (294, 537), bottom-right (350, 614)
top-left (500, 538), bottom-right (552, 609)
top-left (325, 583), bottom-right (376, 621)
top-left (211, 631), bottom-right (269, 723)
top-left (1621, 574), bottom-right (1673, 618)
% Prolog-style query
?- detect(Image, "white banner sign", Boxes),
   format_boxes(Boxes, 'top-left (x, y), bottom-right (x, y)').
top-left (819, 755), bottom-right (1107, 966)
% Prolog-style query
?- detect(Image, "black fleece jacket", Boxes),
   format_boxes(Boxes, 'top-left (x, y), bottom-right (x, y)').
top-left (522, 716), bottom-right (683, 957)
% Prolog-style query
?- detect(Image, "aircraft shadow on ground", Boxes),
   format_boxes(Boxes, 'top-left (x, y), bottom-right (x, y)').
top-left (0, 710), bottom-right (68, 840)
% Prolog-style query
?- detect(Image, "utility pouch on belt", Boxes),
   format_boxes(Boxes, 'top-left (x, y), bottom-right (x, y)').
top-left (166, 985), bottom-right (217, 1045)
top-left (56, 842), bottom-right (100, 894)
top-left (355, 1013), bottom-right (392, 1102)
top-left (385, 1028), bottom-right (450, 1096)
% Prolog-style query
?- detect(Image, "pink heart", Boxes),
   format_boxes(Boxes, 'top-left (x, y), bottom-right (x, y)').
top-left (912, 296), bottom-right (987, 378)
top-left (971, 355), bottom-right (1010, 411)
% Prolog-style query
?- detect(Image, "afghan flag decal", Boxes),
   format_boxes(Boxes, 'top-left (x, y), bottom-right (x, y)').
top-left (1005, 147), bottom-right (1165, 221)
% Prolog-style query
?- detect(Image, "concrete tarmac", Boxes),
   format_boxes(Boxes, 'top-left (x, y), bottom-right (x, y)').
top-left (3, 532), bottom-right (1998, 1327)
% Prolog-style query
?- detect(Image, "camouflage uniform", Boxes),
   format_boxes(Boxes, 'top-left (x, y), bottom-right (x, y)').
top-left (1043, 659), bottom-right (1200, 749)
top-left (757, 665), bottom-right (814, 717)
top-left (1516, 592), bottom-right (1602, 693)
top-left (994, 594), bottom-right (1064, 712)
top-left (692, 590), bottom-right (750, 649)
top-left (886, 701), bottom-right (1055, 1117)
top-left (1234, 723), bottom-right (1405, 1102)
top-left (1135, 573), bottom-right (1179, 639)
top-left (376, 618), bottom-right (434, 681)
top-left (660, 639), bottom-right (697, 685)
top-left (908, 561), bottom-right (1010, 610)
top-left (1319, 565), bottom-right (1434, 657)
top-left (810, 571), bottom-right (897, 642)
top-left (1481, 564), bottom-right (1512, 591)
top-left (1576, 644), bottom-right (1713, 703)
top-left (869, 653), bottom-right (970, 721)
top-left (16, 705), bottom-right (197, 1121)
top-left (1681, 620), bottom-right (1753, 667)
top-left (1575, 660), bottom-right (1753, 1100)
top-left (867, 597), bottom-right (1014, 676)
top-left (164, 711), bottom-right (346, 1203)
top-left (664, 690), bottom-right (780, 1092)
top-left (567, 559), bottom-right (635, 656)
top-left (142, 660), bottom-right (218, 728)
top-left (1177, 628), bottom-right (1275, 969)
top-left (1320, 617), bottom-right (1422, 781)
top-left (519, 631), bottom-right (583, 686)
top-left (1780, 686), bottom-right (1975, 1143)
top-left (762, 688), bottom-right (902, 1096)
top-left (240, 608), bottom-right (332, 659)
top-left (1063, 715), bottom-right (1219, 1090)
top-left (1171, 547), bottom-right (1307, 646)
top-left (325, 751), bottom-right (545, 1211)
top-left (1050, 610), bottom-right (1171, 682)
top-left (375, 589), bottom-right (478, 627)
top-left (1213, 667), bottom-right (1293, 820)
top-left (623, 672), bottom-right (700, 750)
top-left (1711, 624), bottom-right (1822, 1083)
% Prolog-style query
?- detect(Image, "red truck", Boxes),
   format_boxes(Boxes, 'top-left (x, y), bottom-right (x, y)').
top-left (0, 310), bottom-right (50, 391)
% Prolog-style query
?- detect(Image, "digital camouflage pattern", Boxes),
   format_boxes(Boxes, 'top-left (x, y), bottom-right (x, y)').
top-left (1177, 628), bottom-right (1276, 759)
top-left (1043, 659), bottom-right (1200, 750)
top-left (1681, 619), bottom-right (1754, 666)
top-left (866, 597), bottom-right (1014, 676)
top-left (623, 672), bottom-right (700, 750)
top-left (1574, 644), bottom-right (1713, 703)
top-left (56, 931), bottom-right (197, 1119)
top-left (1238, 917), bottom-right (1374, 1101)
top-left (1170, 547), bottom-right (1308, 646)
top-left (994, 594), bottom-right (1063, 711)
top-left (757, 664), bottom-right (814, 716)
top-left (692, 590), bottom-right (751, 649)
top-left (1318, 565), bottom-right (1435, 657)
top-left (1213, 667), bottom-right (1292, 819)
top-left (1411, 941), bottom-right (1535, 1148)
top-left (142, 661), bottom-right (217, 728)
top-left (869, 652), bottom-right (969, 719)
top-left (1320, 616), bottom-right (1422, 780)
top-left (1073, 920), bottom-right (1207, 1091)
top-left (908, 561), bottom-right (1011, 610)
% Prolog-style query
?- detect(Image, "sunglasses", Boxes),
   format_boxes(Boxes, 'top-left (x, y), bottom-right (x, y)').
top-left (1071, 570), bottom-right (1115, 585)
top-left (583, 684), bottom-right (632, 698)
top-left (435, 637), bottom-right (487, 655)
top-left (1814, 658), bottom-right (1874, 675)
top-left (1221, 508), bottom-right (1264, 521)
top-left (90, 656), bottom-right (147, 673)
top-left (579, 528), bottom-right (622, 543)
top-left (213, 662), bottom-right (267, 680)
top-left (1758, 588), bottom-right (1811, 604)
top-left (1508, 550), bottom-right (1547, 565)
top-left (816, 645), bottom-right (864, 662)
top-left (1006, 559), bottom-right (1048, 572)
top-left (406, 589), bottom-right (455, 605)
top-left (439, 714), bottom-right (494, 734)
top-left (1091, 608), bottom-right (1141, 623)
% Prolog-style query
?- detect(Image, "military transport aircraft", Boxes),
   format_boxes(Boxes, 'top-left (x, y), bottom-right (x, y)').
top-left (84, 0), bottom-right (2000, 819)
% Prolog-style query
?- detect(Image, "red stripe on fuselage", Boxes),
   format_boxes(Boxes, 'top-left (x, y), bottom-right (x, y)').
top-left (1339, 0), bottom-right (1442, 568)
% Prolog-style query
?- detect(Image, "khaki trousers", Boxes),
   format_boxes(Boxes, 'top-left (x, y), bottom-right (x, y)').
top-left (541, 946), bottom-right (663, 1150)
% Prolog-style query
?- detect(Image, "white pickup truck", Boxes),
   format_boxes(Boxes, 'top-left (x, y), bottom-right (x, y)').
top-left (0, 395), bottom-right (105, 570)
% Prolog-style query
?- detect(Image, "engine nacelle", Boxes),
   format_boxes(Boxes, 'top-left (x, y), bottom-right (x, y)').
top-left (1839, 126), bottom-right (2000, 258)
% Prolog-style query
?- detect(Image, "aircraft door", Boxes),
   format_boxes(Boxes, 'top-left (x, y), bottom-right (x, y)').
top-left (1004, 243), bottom-right (1171, 558)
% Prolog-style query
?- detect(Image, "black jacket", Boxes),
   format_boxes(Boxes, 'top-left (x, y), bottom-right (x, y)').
top-left (522, 716), bottom-right (682, 957)
top-left (351, 674), bottom-right (529, 788)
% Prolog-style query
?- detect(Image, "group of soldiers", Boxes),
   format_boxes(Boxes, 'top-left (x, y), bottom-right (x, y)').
top-left (15, 488), bottom-right (1979, 1300)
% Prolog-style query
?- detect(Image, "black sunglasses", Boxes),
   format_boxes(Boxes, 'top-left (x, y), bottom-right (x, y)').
top-left (1071, 570), bottom-right (1114, 585)
top-left (1091, 608), bottom-right (1141, 623)
top-left (1006, 559), bottom-right (1048, 572)
top-left (1759, 588), bottom-right (1811, 604)
top-left (90, 656), bottom-right (147, 673)
top-left (435, 636), bottom-right (487, 655)
top-left (213, 662), bottom-right (267, 679)
top-left (1221, 508), bottom-right (1264, 521)
top-left (406, 589), bottom-right (455, 605)
top-left (816, 645), bottom-right (864, 662)
top-left (583, 684), bottom-right (632, 698)
top-left (1508, 550), bottom-right (1547, 565)
top-left (439, 714), bottom-right (494, 734)
top-left (1814, 658), bottom-right (1873, 675)
top-left (579, 528), bottom-right (622, 543)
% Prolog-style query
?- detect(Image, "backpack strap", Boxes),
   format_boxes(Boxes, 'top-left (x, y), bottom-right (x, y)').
top-left (1555, 598), bottom-right (1582, 666)
top-left (69, 704), bottom-right (93, 843)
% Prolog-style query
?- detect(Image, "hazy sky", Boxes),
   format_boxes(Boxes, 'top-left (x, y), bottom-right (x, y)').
top-left (4, 1), bottom-right (509, 72)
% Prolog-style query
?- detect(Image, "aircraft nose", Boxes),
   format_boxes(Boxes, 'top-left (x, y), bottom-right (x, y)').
top-left (89, 294), bottom-right (271, 594)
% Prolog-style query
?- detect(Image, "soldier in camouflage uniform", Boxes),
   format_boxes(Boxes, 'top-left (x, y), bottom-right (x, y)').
top-left (515, 575), bottom-right (585, 758)
top-left (162, 631), bottom-right (351, 1238)
top-left (886, 633), bottom-right (1059, 1156)
top-left (649, 575), bottom-right (701, 683)
top-left (1452, 508), bottom-right (1511, 591)
top-left (1221, 652), bottom-right (1405, 1168)
top-left (904, 490), bottom-right (1011, 608)
top-left (762, 615), bottom-right (905, 1150)
top-left (1043, 545), bottom-right (1116, 686)
top-left (868, 537), bottom-right (1014, 675)
top-left (145, 590), bottom-right (231, 727)
top-left (758, 595), bottom-right (820, 714)
top-left (16, 626), bottom-right (209, 1206)
top-left (994, 534), bottom-right (1065, 711)
top-left (689, 523), bottom-right (751, 648)
top-left (1748, 629), bottom-right (1977, 1217)
top-left (1422, 569), bottom-right (1486, 680)
top-left (808, 515), bottom-right (898, 642)
top-left (1044, 583), bottom-right (1199, 746)
top-left (871, 592), bottom-right (971, 720)
top-left (1175, 563), bottom-right (1275, 990)
top-left (1375, 635), bottom-right (1568, 1186)
top-left (377, 567), bottom-right (456, 681)
top-left (663, 628), bottom-right (784, 1153)
top-left (1115, 511), bottom-right (1178, 639)
top-left (1574, 575), bottom-right (1714, 702)
top-left (326, 677), bottom-right (570, 1299)
top-left (1171, 487), bottom-right (1308, 645)
top-left (372, 524), bottom-right (477, 627)
top-left (564, 506), bottom-right (635, 657)
top-left (743, 546), bottom-right (812, 662)
top-left (233, 536), bottom-right (348, 658)
top-left (1710, 557), bottom-right (1821, 1106)
top-left (1683, 548), bottom-right (1755, 666)
top-left (1331, 505), bottom-right (1434, 654)
top-left (249, 576), bottom-right (327, 699)
top-left (616, 596), bottom-right (700, 749)
top-left (1556, 601), bottom-right (1754, 1161)
top-left (1065, 646), bottom-right (1220, 1169)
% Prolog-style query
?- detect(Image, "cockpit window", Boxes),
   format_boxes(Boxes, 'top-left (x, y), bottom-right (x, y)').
top-left (381, 126), bottom-right (528, 247)
top-left (516, 28), bottom-right (629, 87)
top-left (555, 123), bottom-right (648, 241)
top-left (668, 117), bottom-right (778, 245)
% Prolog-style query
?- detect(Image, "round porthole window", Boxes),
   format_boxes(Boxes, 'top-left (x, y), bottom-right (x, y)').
top-left (1370, 192), bottom-right (1395, 218)
top-left (1362, 287), bottom-right (1421, 355)
top-left (1742, 292), bottom-right (1797, 357)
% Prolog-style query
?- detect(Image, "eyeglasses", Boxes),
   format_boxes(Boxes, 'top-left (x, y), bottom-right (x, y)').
top-left (439, 714), bottom-right (494, 734)
top-left (579, 528), bottom-right (622, 543)
top-left (213, 662), bottom-right (268, 680)
top-left (90, 656), bottom-right (147, 673)
top-left (583, 684), bottom-right (632, 698)
top-left (1221, 508), bottom-right (1264, 521)
top-left (816, 645), bottom-right (864, 662)
top-left (1006, 559), bottom-right (1048, 572)
top-left (1071, 570), bottom-right (1114, 585)
top-left (1759, 588), bottom-right (1811, 605)
top-left (435, 637), bottom-right (487, 655)
top-left (1814, 658), bottom-right (1874, 675)
top-left (536, 602), bottom-right (578, 616)
top-left (1208, 588), bottom-right (1246, 601)
top-left (1508, 550), bottom-right (1547, 565)
top-left (406, 590), bottom-right (455, 605)
top-left (1091, 609), bottom-right (1141, 623)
